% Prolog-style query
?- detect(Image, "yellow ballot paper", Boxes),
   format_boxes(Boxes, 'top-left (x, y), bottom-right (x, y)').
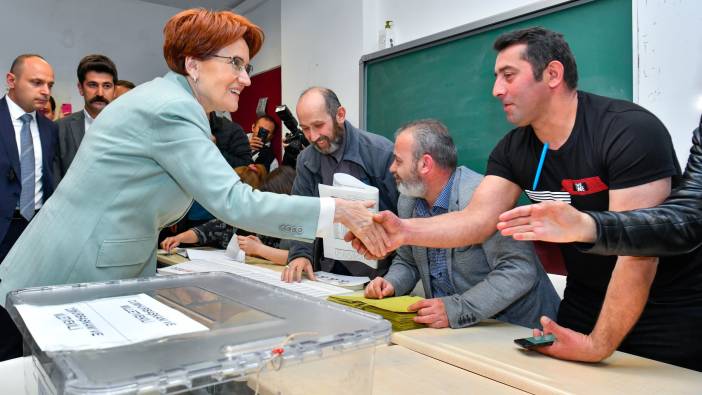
top-left (327, 295), bottom-right (425, 331)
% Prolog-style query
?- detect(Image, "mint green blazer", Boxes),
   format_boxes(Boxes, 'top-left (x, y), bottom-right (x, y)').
top-left (0, 72), bottom-right (320, 302)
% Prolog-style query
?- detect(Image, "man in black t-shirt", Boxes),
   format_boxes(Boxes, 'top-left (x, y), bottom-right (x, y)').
top-left (351, 27), bottom-right (701, 370)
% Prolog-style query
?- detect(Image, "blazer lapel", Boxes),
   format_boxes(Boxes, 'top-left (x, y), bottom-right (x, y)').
top-left (0, 97), bottom-right (20, 177)
top-left (69, 112), bottom-right (85, 149)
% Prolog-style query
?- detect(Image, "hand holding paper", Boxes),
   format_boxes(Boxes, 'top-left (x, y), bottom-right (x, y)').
top-left (323, 173), bottom-right (389, 262)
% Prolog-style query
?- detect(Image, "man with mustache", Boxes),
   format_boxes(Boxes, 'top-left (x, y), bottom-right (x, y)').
top-left (55, 54), bottom-right (117, 183)
top-left (281, 87), bottom-right (398, 282)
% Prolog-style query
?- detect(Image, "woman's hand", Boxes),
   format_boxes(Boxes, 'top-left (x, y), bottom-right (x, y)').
top-left (237, 235), bottom-right (262, 256)
top-left (161, 235), bottom-right (183, 253)
top-left (160, 230), bottom-right (198, 252)
top-left (334, 199), bottom-right (390, 258)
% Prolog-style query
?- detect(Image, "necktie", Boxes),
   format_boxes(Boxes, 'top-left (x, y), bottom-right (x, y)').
top-left (19, 113), bottom-right (35, 221)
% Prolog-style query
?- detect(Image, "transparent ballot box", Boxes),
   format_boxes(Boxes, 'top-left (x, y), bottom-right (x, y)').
top-left (6, 272), bottom-right (391, 394)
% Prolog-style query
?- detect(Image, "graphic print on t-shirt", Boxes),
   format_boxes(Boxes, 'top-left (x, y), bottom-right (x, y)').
top-left (561, 176), bottom-right (608, 196)
top-left (524, 189), bottom-right (571, 203)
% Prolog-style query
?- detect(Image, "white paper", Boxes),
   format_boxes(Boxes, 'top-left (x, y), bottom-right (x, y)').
top-left (225, 236), bottom-right (246, 262)
top-left (158, 256), bottom-right (352, 298)
top-left (313, 271), bottom-right (369, 290)
top-left (186, 248), bottom-right (235, 262)
top-left (318, 173), bottom-right (379, 268)
top-left (15, 294), bottom-right (208, 351)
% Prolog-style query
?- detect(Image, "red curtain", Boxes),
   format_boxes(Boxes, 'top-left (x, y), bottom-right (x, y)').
top-left (231, 66), bottom-right (283, 162)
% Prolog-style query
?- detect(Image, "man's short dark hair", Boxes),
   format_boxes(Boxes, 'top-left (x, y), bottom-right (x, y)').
top-left (493, 27), bottom-right (578, 90)
top-left (115, 79), bottom-right (135, 89)
top-left (77, 54), bottom-right (118, 84)
top-left (299, 87), bottom-right (342, 119)
top-left (10, 54), bottom-right (46, 76)
top-left (395, 119), bottom-right (457, 171)
top-left (255, 114), bottom-right (277, 132)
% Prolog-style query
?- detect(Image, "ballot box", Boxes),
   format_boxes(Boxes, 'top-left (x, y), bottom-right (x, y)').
top-left (6, 272), bottom-right (390, 394)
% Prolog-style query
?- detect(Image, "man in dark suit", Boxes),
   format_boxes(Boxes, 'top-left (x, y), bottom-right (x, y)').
top-left (54, 54), bottom-right (117, 183)
top-left (0, 54), bottom-right (57, 360)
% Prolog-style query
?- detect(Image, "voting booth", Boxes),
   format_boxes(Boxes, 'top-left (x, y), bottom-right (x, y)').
top-left (6, 272), bottom-right (390, 394)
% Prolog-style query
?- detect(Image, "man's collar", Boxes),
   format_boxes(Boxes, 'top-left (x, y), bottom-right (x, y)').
top-left (5, 94), bottom-right (36, 121)
top-left (330, 126), bottom-right (347, 162)
top-left (336, 120), bottom-right (363, 165)
top-left (421, 171), bottom-right (456, 211)
top-left (83, 108), bottom-right (96, 123)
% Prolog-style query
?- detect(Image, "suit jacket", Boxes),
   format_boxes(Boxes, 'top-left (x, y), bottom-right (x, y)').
top-left (0, 96), bottom-right (57, 242)
top-left (210, 114), bottom-right (252, 168)
top-left (54, 110), bottom-right (86, 184)
top-left (383, 166), bottom-right (560, 329)
top-left (0, 72), bottom-right (321, 302)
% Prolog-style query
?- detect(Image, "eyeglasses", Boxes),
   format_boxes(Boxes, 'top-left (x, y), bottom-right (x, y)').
top-left (210, 55), bottom-right (253, 75)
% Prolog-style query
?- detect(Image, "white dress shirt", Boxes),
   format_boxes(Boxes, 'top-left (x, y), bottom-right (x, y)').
top-left (6, 95), bottom-right (43, 209)
top-left (83, 109), bottom-right (95, 132)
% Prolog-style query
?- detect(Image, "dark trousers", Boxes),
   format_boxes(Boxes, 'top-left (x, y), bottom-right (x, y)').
top-left (0, 216), bottom-right (29, 263)
top-left (0, 216), bottom-right (29, 361)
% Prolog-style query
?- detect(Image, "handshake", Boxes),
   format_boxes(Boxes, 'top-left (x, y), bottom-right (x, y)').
top-left (333, 199), bottom-right (404, 259)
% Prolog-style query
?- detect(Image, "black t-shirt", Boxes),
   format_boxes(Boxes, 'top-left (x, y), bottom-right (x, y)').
top-left (487, 91), bottom-right (689, 329)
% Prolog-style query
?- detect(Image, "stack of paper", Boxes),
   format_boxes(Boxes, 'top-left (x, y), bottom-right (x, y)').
top-left (318, 173), bottom-right (379, 267)
top-left (314, 271), bottom-right (370, 291)
top-left (158, 258), bottom-right (352, 299)
top-left (327, 295), bottom-right (425, 331)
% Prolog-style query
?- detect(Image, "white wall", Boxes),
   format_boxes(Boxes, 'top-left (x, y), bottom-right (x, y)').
top-left (281, 0), bottom-right (364, 123)
top-left (0, 0), bottom-right (181, 112)
top-left (281, 0), bottom-right (566, 126)
top-left (361, 0), bottom-right (564, 54)
top-left (235, 0), bottom-right (281, 75)
top-left (636, 0), bottom-right (702, 167)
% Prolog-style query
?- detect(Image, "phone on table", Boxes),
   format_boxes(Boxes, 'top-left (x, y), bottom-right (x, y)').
top-left (257, 127), bottom-right (270, 141)
top-left (514, 334), bottom-right (556, 349)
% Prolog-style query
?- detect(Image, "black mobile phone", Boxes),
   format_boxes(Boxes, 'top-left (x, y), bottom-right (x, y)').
top-left (257, 127), bottom-right (270, 141)
top-left (514, 334), bottom-right (556, 349)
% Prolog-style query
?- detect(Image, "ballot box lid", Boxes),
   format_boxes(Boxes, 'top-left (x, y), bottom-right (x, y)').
top-left (7, 272), bottom-right (390, 394)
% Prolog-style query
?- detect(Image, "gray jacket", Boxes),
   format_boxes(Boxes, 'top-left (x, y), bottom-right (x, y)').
top-left (287, 121), bottom-right (398, 277)
top-left (384, 166), bottom-right (560, 328)
top-left (54, 110), bottom-right (86, 185)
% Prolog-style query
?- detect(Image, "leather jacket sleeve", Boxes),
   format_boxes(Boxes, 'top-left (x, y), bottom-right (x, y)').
top-left (582, 127), bottom-right (702, 256)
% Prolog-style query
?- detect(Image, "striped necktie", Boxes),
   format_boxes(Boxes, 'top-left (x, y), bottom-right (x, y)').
top-left (19, 113), bottom-right (35, 221)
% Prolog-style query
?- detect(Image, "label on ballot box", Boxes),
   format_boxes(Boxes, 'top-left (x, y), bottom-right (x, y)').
top-left (7, 272), bottom-right (390, 394)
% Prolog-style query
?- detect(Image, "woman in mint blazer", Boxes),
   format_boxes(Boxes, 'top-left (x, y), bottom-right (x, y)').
top-left (0, 10), bottom-right (386, 304)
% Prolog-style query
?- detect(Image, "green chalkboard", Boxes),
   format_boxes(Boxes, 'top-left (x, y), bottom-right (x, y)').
top-left (364, 0), bottom-right (632, 175)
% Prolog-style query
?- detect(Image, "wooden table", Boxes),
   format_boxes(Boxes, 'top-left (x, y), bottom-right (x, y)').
top-left (392, 320), bottom-right (702, 394)
top-left (249, 345), bottom-right (527, 395)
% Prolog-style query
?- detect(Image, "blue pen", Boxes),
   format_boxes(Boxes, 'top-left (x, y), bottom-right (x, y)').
top-left (532, 142), bottom-right (549, 190)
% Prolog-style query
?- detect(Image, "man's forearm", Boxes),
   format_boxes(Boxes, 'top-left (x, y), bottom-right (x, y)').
top-left (403, 210), bottom-right (496, 248)
top-left (589, 256), bottom-right (658, 357)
